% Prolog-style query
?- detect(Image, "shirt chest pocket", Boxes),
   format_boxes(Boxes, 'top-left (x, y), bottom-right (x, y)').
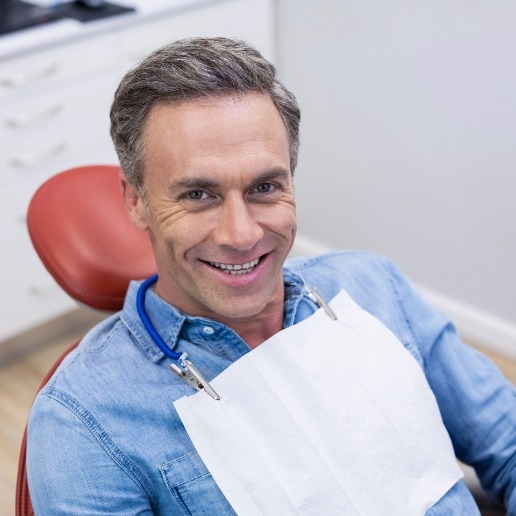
top-left (159, 451), bottom-right (236, 515)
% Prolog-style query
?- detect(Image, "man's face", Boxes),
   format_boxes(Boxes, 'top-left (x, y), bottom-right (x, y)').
top-left (124, 93), bottom-right (297, 322)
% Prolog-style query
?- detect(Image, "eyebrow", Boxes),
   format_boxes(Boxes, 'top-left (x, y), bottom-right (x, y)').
top-left (171, 177), bottom-right (219, 190)
top-left (170, 167), bottom-right (291, 191)
top-left (252, 168), bottom-right (291, 184)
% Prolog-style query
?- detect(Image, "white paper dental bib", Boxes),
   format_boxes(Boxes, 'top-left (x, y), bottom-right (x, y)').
top-left (174, 290), bottom-right (463, 515)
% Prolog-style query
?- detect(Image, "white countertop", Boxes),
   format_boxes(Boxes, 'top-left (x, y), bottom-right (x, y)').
top-left (0, 0), bottom-right (223, 61)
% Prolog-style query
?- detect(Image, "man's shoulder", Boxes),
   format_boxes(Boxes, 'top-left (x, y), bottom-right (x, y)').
top-left (29, 310), bottom-right (174, 436)
top-left (285, 249), bottom-right (397, 280)
top-left (37, 313), bottom-right (138, 397)
top-left (284, 250), bottom-right (407, 311)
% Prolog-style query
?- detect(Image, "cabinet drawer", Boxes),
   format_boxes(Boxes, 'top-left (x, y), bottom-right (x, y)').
top-left (0, 86), bottom-right (118, 181)
top-left (0, 253), bottom-right (76, 342)
top-left (0, 120), bottom-right (115, 181)
top-left (0, 70), bottom-right (118, 142)
top-left (0, 32), bottom-right (116, 100)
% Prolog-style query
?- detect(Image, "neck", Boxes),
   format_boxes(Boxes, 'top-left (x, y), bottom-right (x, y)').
top-left (153, 277), bottom-right (286, 349)
top-left (226, 308), bottom-right (285, 349)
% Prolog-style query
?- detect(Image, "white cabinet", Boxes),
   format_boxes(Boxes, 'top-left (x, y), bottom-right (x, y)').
top-left (0, 0), bottom-right (274, 342)
top-left (0, 35), bottom-right (120, 341)
top-left (1, 73), bottom-right (119, 180)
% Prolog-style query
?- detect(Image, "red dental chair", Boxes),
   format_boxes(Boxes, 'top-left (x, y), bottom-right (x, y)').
top-left (15, 164), bottom-right (156, 515)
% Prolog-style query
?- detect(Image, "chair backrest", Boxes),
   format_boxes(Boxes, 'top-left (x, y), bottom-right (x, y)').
top-left (27, 164), bottom-right (156, 310)
top-left (16, 165), bottom-right (156, 515)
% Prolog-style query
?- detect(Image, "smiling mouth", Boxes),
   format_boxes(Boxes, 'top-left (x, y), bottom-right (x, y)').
top-left (207, 257), bottom-right (261, 275)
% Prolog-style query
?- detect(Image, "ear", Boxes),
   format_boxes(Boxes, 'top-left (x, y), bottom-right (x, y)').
top-left (120, 172), bottom-right (149, 231)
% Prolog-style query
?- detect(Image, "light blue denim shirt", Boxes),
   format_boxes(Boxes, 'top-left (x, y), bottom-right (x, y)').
top-left (27, 251), bottom-right (516, 515)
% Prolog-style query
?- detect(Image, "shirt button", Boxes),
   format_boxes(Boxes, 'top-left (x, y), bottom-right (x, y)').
top-left (203, 326), bottom-right (215, 335)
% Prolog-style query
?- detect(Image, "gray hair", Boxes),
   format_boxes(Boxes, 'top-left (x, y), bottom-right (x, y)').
top-left (110, 37), bottom-right (301, 194)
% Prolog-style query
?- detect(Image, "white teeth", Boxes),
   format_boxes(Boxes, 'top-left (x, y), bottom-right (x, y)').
top-left (209, 258), bottom-right (260, 274)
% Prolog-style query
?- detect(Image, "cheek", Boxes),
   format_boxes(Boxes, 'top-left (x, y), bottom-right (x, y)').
top-left (258, 203), bottom-right (297, 234)
top-left (158, 214), bottom-right (215, 253)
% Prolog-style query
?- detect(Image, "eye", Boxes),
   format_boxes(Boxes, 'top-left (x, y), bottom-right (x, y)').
top-left (186, 190), bottom-right (206, 200)
top-left (253, 182), bottom-right (274, 194)
top-left (181, 189), bottom-right (219, 210)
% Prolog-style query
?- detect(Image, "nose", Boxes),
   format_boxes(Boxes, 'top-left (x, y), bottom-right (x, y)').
top-left (212, 194), bottom-right (264, 250)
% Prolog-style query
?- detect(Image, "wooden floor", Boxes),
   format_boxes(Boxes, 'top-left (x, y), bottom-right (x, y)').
top-left (1, 311), bottom-right (516, 516)
top-left (0, 308), bottom-right (105, 516)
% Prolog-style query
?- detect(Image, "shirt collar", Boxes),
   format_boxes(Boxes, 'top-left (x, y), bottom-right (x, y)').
top-left (121, 267), bottom-right (308, 363)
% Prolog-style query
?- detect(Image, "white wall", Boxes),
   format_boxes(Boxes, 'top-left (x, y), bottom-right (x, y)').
top-left (276, 1), bottom-right (516, 353)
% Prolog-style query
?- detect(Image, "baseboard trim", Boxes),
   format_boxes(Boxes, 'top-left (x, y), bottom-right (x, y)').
top-left (420, 287), bottom-right (516, 361)
top-left (290, 234), bottom-right (516, 360)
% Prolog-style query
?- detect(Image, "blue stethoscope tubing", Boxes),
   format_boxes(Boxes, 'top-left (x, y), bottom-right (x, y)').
top-left (136, 273), bottom-right (337, 364)
top-left (136, 274), bottom-right (182, 361)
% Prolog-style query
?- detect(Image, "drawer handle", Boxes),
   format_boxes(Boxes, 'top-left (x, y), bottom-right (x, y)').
top-left (6, 102), bottom-right (63, 129)
top-left (2, 63), bottom-right (59, 89)
top-left (11, 140), bottom-right (67, 169)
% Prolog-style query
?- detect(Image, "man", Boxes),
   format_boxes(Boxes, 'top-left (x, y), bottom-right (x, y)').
top-left (27, 37), bottom-right (516, 514)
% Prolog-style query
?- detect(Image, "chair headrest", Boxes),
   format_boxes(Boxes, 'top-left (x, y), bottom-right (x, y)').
top-left (27, 165), bottom-right (156, 311)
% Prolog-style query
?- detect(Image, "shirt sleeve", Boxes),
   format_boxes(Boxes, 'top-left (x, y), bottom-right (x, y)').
top-left (386, 259), bottom-right (516, 510)
top-left (26, 390), bottom-right (155, 515)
